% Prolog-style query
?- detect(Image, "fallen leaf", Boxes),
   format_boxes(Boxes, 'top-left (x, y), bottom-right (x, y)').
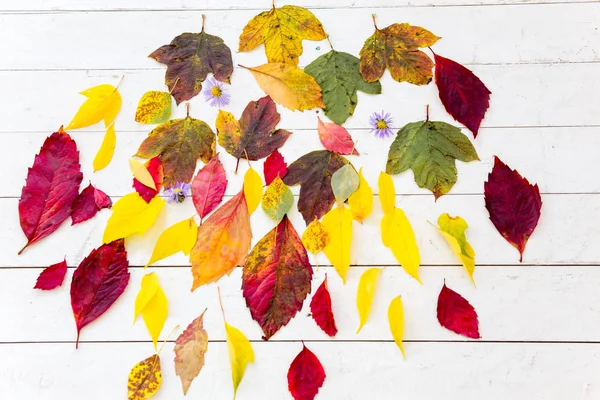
top-left (263, 149), bottom-right (288, 185)
top-left (174, 309), bottom-right (208, 395)
top-left (322, 205), bottom-right (353, 283)
top-left (434, 213), bottom-right (476, 283)
top-left (437, 282), bottom-right (480, 339)
top-left (331, 164), bottom-right (359, 204)
top-left (484, 156), bottom-right (542, 261)
top-left (377, 171), bottom-right (395, 216)
top-left (93, 124), bottom-right (116, 172)
top-left (146, 218), bottom-right (198, 268)
top-left (67, 83), bottom-right (122, 129)
top-left (242, 215), bottom-right (313, 340)
top-left (242, 63), bottom-right (325, 111)
top-left (287, 343), bottom-right (326, 400)
top-left (103, 193), bottom-right (165, 244)
top-left (34, 259), bottom-right (67, 290)
top-left (348, 168), bottom-right (373, 223)
top-left (19, 128), bottom-right (83, 254)
top-left (135, 90), bottom-right (172, 125)
top-left (243, 167), bottom-right (263, 215)
top-left (128, 354), bottom-right (162, 400)
top-left (191, 155), bottom-right (227, 222)
top-left (129, 158), bottom-right (157, 190)
top-left (239, 5), bottom-right (326, 66)
top-left (133, 157), bottom-right (164, 203)
top-left (388, 295), bottom-right (405, 358)
top-left (310, 275), bottom-right (338, 337)
top-left (225, 322), bottom-right (254, 398)
top-left (70, 239), bottom-right (129, 347)
top-left (306, 51), bottom-right (381, 125)
top-left (356, 268), bottom-right (382, 333)
top-left (71, 183), bottom-right (112, 225)
top-left (301, 219), bottom-right (330, 254)
top-left (316, 117), bottom-right (359, 156)
top-left (386, 120), bottom-right (479, 199)
top-left (134, 272), bottom-right (168, 350)
top-left (262, 176), bottom-right (294, 222)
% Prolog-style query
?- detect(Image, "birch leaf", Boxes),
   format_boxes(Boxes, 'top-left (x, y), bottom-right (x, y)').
top-left (301, 219), bottom-right (329, 255)
top-left (348, 168), bottom-right (373, 223)
top-left (93, 124), bottom-right (116, 172)
top-left (103, 193), bottom-right (165, 244)
top-left (388, 295), bottom-right (405, 358)
top-left (135, 91), bottom-right (172, 125)
top-left (127, 354), bottom-right (162, 400)
top-left (174, 310), bottom-right (208, 395)
top-left (67, 84), bottom-right (122, 129)
top-left (134, 272), bottom-right (168, 350)
top-left (225, 322), bottom-right (255, 399)
top-left (243, 167), bottom-right (263, 215)
top-left (435, 213), bottom-right (476, 283)
top-left (356, 268), bottom-right (382, 333)
top-left (322, 205), bottom-right (352, 283)
top-left (331, 164), bottom-right (359, 204)
top-left (129, 158), bottom-right (157, 190)
top-left (146, 218), bottom-right (198, 268)
top-left (261, 176), bottom-right (294, 222)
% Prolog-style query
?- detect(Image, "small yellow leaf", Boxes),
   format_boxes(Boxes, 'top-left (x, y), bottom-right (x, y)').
top-left (302, 219), bottom-right (330, 254)
top-left (378, 172), bottom-right (395, 215)
top-left (243, 167), bottom-right (263, 215)
top-left (135, 90), bottom-right (172, 125)
top-left (146, 218), bottom-right (198, 268)
top-left (93, 123), bottom-right (116, 172)
top-left (134, 272), bottom-right (168, 350)
top-left (322, 205), bottom-right (353, 283)
top-left (381, 208), bottom-right (421, 283)
top-left (388, 295), bottom-right (405, 359)
top-left (435, 213), bottom-right (476, 284)
top-left (67, 83), bottom-right (122, 129)
top-left (225, 322), bottom-right (255, 399)
top-left (356, 268), bottom-right (382, 333)
top-left (103, 193), bottom-right (165, 244)
top-left (127, 354), bottom-right (162, 400)
top-left (129, 158), bottom-right (157, 190)
top-left (348, 168), bottom-right (373, 223)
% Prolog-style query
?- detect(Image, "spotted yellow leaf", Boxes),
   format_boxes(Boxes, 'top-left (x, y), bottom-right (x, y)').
top-left (388, 295), bottom-right (405, 358)
top-left (146, 217), bottom-right (198, 268)
top-left (103, 193), bottom-right (165, 244)
top-left (322, 205), bottom-right (352, 283)
top-left (348, 167), bottom-right (373, 223)
top-left (356, 267), bottom-right (382, 333)
top-left (261, 176), bottom-right (293, 222)
top-left (135, 90), bottom-right (172, 125)
top-left (302, 219), bottom-right (330, 254)
top-left (435, 213), bottom-right (476, 284)
top-left (243, 167), bottom-right (263, 215)
top-left (93, 123), bottom-right (116, 172)
top-left (127, 354), bottom-right (162, 400)
top-left (67, 83), bottom-right (122, 129)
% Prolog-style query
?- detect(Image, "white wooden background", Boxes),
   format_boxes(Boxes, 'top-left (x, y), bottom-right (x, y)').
top-left (1, 0), bottom-right (599, 399)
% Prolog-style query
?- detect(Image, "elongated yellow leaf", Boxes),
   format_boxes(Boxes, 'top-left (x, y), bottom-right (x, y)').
top-left (302, 219), bottom-right (329, 254)
top-left (348, 167), bottom-right (373, 223)
top-left (146, 218), bottom-right (198, 268)
top-left (128, 354), bottom-right (162, 400)
top-left (225, 322), bottom-right (254, 399)
top-left (134, 272), bottom-right (168, 350)
top-left (356, 268), bottom-right (382, 333)
top-left (322, 205), bottom-right (352, 283)
top-left (93, 123), bottom-right (116, 172)
top-left (435, 213), bottom-right (476, 284)
top-left (129, 158), bottom-right (156, 190)
top-left (378, 171), bottom-right (395, 215)
top-left (388, 295), bottom-right (405, 359)
top-left (381, 208), bottom-right (421, 283)
top-left (103, 193), bottom-right (165, 244)
top-left (67, 83), bottom-right (122, 129)
top-left (243, 167), bottom-right (262, 215)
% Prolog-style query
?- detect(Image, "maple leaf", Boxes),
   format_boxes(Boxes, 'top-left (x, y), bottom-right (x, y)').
top-left (135, 90), bottom-right (172, 125)
top-left (484, 156), bottom-right (542, 261)
top-left (347, 168), bottom-right (373, 224)
top-left (66, 83), bottom-right (122, 129)
top-left (263, 149), bottom-right (288, 185)
top-left (216, 96), bottom-right (291, 171)
top-left (287, 344), bottom-right (326, 400)
top-left (386, 120), bottom-right (479, 199)
top-left (316, 117), bottom-right (359, 156)
top-left (242, 215), bottom-right (313, 340)
top-left (149, 18), bottom-right (233, 105)
top-left (70, 239), bottom-right (129, 347)
top-left (261, 176), bottom-right (294, 222)
top-left (301, 219), bottom-right (329, 254)
top-left (34, 259), bottom-right (67, 290)
top-left (128, 354), bottom-right (162, 400)
top-left (306, 51), bottom-right (381, 125)
top-left (174, 309), bottom-right (209, 395)
top-left (191, 154), bottom-right (227, 222)
top-left (19, 128), bottom-right (83, 255)
top-left (242, 63), bottom-right (325, 111)
top-left (133, 157), bottom-right (164, 203)
top-left (388, 296), bottom-right (405, 359)
top-left (310, 275), bottom-right (338, 337)
top-left (356, 268), bottom-right (382, 333)
top-left (134, 272), bottom-right (168, 350)
top-left (146, 218), bottom-right (198, 268)
top-left (433, 52), bottom-right (491, 137)
top-left (434, 213), bottom-right (476, 283)
top-left (71, 183), bottom-right (112, 225)
top-left (103, 193), bottom-right (165, 244)
top-left (360, 16), bottom-right (439, 85)
top-left (135, 111), bottom-right (216, 188)
top-left (239, 5), bottom-right (326, 66)
top-left (437, 282), bottom-right (480, 339)
top-left (322, 205), bottom-right (353, 283)
top-left (283, 150), bottom-right (348, 224)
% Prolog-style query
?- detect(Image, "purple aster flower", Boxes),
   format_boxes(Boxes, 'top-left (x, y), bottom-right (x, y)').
top-left (369, 111), bottom-right (394, 138)
top-left (164, 182), bottom-right (192, 204)
top-left (203, 77), bottom-right (231, 108)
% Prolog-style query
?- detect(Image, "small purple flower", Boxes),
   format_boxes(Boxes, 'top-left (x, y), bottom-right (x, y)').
top-left (164, 182), bottom-right (192, 204)
top-left (203, 77), bottom-right (230, 108)
top-left (369, 111), bottom-right (394, 138)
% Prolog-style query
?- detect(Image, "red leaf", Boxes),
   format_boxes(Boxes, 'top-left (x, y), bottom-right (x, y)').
top-left (263, 149), bottom-right (288, 185)
top-left (484, 156), bottom-right (542, 261)
top-left (242, 215), bottom-right (313, 340)
top-left (34, 259), bottom-right (67, 290)
top-left (287, 343), bottom-right (326, 400)
top-left (133, 156), bottom-right (163, 202)
top-left (310, 275), bottom-right (338, 337)
top-left (18, 128), bottom-right (83, 254)
top-left (191, 154), bottom-right (227, 221)
top-left (71, 183), bottom-right (112, 225)
top-left (70, 239), bottom-right (129, 348)
top-left (437, 282), bottom-right (480, 339)
top-left (317, 117), bottom-right (359, 156)
top-left (434, 52), bottom-right (491, 137)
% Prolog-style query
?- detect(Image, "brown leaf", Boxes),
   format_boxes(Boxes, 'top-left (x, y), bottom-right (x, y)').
top-left (174, 310), bottom-right (209, 395)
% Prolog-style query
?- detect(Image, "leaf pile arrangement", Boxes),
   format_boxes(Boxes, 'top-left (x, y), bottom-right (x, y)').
top-left (19, 4), bottom-right (544, 399)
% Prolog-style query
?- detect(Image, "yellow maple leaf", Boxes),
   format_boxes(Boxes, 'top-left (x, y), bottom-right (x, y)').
top-left (378, 171), bottom-right (395, 215)
top-left (103, 193), bottom-right (165, 244)
top-left (356, 267), bottom-right (382, 333)
top-left (93, 123), bottom-right (116, 172)
top-left (129, 158), bottom-right (156, 190)
top-left (322, 205), bottom-right (352, 283)
top-left (381, 208), bottom-right (421, 283)
top-left (67, 83), bottom-right (122, 129)
top-left (243, 167), bottom-right (263, 215)
top-left (146, 217), bottom-right (198, 268)
top-left (302, 219), bottom-right (330, 254)
top-left (434, 213), bottom-right (476, 284)
top-left (226, 322), bottom-right (255, 399)
top-left (388, 295), bottom-right (405, 359)
top-left (348, 167), bottom-right (373, 223)
top-left (134, 272), bottom-right (168, 350)
top-left (127, 353), bottom-right (162, 400)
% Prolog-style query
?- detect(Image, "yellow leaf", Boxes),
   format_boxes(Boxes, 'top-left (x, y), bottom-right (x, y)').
top-left (435, 213), bottom-right (476, 284)
top-left (242, 63), bottom-right (325, 111)
top-left (67, 83), bottom-right (122, 129)
top-left (103, 193), bottom-right (165, 244)
top-left (356, 268), bottom-right (382, 333)
top-left (146, 217), bottom-right (198, 268)
top-left (348, 167), bottom-right (373, 223)
top-left (93, 123), bottom-right (116, 172)
top-left (243, 167), bottom-right (263, 215)
top-left (134, 272), bottom-right (168, 349)
top-left (135, 90), bottom-right (172, 125)
top-left (378, 171), bottom-right (395, 215)
top-left (302, 219), bottom-right (330, 254)
top-left (127, 354), bottom-right (162, 400)
top-left (381, 208), bottom-right (421, 283)
top-left (225, 322), bottom-right (254, 399)
top-left (388, 295), bottom-right (405, 359)
top-left (322, 205), bottom-right (352, 283)
top-left (129, 158), bottom-right (157, 190)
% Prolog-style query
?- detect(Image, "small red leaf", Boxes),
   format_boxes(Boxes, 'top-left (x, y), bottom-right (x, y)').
top-left (192, 154), bottom-right (227, 220)
top-left (70, 239), bottom-right (129, 348)
top-left (34, 259), bottom-right (67, 290)
top-left (287, 344), bottom-right (326, 400)
top-left (71, 184), bottom-right (112, 225)
top-left (484, 156), bottom-right (542, 261)
top-left (437, 282), bottom-right (480, 339)
top-left (19, 128), bottom-right (83, 254)
top-left (434, 53), bottom-right (491, 137)
top-left (310, 275), bottom-right (338, 337)
top-left (264, 149), bottom-right (288, 185)
top-left (133, 156), bottom-right (163, 202)
top-left (317, 117), bottom-right (359, 156)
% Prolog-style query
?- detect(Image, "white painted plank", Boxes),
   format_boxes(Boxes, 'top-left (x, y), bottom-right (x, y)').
top-left (1, 342), bottom-right (598, 399)
top-left (1, 4), bottom-right (599, 70)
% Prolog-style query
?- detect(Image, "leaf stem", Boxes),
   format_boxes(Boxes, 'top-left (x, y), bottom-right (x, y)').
top-left (157, 324), bottom-right (180, 354)
top-left (115, 74), bottom-right (125, 89)
top-left (186, 102), bottom-right (191, 118)
top-left (372, 14), bottom-right (378, 30)
top-left (217, 286), bottom-right (227, 323)
top-left (326, 34), bottom-right (334, 51)
top-left (168, 77), bottom-right (180, 95)
top-left (201, 14), bottom-right (206, 32)
top-left (425, 104), bottom-right (430, 122)
top-left (272, 0), bottom-right (275, 8)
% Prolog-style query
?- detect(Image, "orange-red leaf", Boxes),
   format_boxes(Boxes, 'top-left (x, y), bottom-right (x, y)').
top-left (191, 154), bottom-right (227, 221)
top-left (133, 157), bottom-right (163, 203)
top-left (287, 343), bottom-right (326, 400)
top-left (263, 149), bottom-right (288, 185)
top-left (317, 117), bottom-right (358, 156)
top-left (437, 282), bottom-right (480, 339)
top-left (310, 276), bottom-right (337, 337)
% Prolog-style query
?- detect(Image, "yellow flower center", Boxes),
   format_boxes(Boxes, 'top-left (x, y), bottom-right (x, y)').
top-left (376, 120), bottom-right (388, 130)
top-left (172, 188), bottom-right (182, 193)
top-left (211, 86), bottom-right (222, 97)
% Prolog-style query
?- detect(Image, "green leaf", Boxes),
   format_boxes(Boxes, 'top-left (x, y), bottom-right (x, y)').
top-left (386, 120), bottom-right (479, 199)
top-left (305, 50), bottom-right (381, 125)
top-left (331, 164), bottom-right (359, 204)
top-left (261, 177), bottom-right (294, 222)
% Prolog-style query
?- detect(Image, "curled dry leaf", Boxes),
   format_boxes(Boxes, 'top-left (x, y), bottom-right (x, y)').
top-left (263, 149), bottom-right (288, 185)
top-left (191, 154), bottom-right (227, 221)
top-left (287, 344), bottom-right (326, 400)
top-left (437, 282), bottom-right (480, 339)
top-left (135, 90), bottom-right (172, 125)
top-left (434, 213), bottom-right (476, 283)
top-left (71, 183), bottom-right (112, 225)
top-left (146, 218), bottom-right (198, 268)
top-left (388, 296), bottom-right (405, 358)
top-left (356, 268), bottom-right (382, 333)
top-left (34, 259), bottom-right (68, 290)
top-left (66, 83), bottom-right (122, 129)
top-left (93, 124), bottom-right (116, 172)
top-left (347, 168), bottom-right (373, 223)
top-left (322, 205), bottom-right (353, 283)
top-left (262, 176), bottom-right (294, 222)
top-left (317, 117), bottom-right (359, 155)
top-left (310, 275), bottom-right (338, 337)
top-left (103, 192), bottom-right (165, 244)
top-left (174, 310), bottom-right (209, 395)
top-left (301, 219), bottom-right (330, 255)
top-left (133, 157), bottom-right (164, 203)
top-left (134, 272), bottom-right (168, 350)
top-left (128, 354), bottom-right (162, 400)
